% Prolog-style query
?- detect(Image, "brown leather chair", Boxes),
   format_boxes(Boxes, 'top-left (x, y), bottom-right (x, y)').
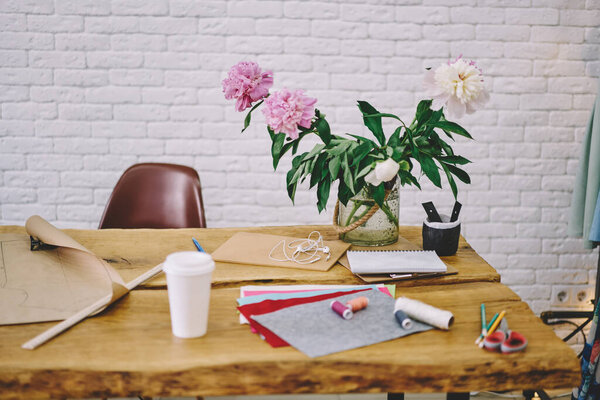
top-left (99, 163), bottom-right (206, 229)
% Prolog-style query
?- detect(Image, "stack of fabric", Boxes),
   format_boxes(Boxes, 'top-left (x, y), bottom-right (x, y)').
top-left (236, 284), bottom-right (435, 358)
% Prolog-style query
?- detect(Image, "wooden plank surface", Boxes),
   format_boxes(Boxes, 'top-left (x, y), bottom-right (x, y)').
top-left (0, 283), bottom-right (579, 399)
top-left (0, 225), bottom-right (500, 288)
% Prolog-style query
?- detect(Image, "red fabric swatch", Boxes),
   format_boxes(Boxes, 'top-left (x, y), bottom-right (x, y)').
top-left (238, 288), bottom-right (370, 347)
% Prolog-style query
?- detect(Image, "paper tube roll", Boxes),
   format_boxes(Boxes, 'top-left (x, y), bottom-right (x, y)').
top-left (394, 297), bottom-right (454, 330)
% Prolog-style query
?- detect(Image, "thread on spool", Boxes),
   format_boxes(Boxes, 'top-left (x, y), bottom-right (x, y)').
top-left (330, 300), bottom-right (353, 320)
top-left (394, 297), bottom-right (454, 330)
top-left (394, 309), bottom-right (414, 329)
top-left (346, 296), bottom-right (369, 312)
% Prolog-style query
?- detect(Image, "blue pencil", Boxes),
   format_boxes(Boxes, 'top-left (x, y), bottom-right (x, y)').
top-left (192, 237), bottom-right (205, 253)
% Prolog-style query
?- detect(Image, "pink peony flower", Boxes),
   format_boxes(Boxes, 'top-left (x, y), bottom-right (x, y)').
top-left (423, 56), bottom-right (489, 119)
top-left (262, 89), bottom-right (317, 139)
top-left (222, 61), bottom-right (273, 112)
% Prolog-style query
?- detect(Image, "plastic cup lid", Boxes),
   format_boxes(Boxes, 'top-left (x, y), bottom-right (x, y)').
top-left (163, 251), bottom-right (215, 276)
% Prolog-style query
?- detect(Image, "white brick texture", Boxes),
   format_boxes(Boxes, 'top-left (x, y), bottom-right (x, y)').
top-left (1, 0), bottom-right (599, 315)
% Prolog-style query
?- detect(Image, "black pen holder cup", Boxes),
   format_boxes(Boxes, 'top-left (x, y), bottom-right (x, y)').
top-left (422, 214), bottom-right (461, 257)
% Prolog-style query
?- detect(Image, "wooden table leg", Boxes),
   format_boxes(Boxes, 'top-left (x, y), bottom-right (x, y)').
top-left (447, 393), bottom-right (470, 400)
top-left (388, 393), bottom-right (405, 400)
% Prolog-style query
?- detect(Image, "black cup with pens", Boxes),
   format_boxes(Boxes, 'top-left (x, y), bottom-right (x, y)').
top-left (421, 201), bottom-right (461, 257)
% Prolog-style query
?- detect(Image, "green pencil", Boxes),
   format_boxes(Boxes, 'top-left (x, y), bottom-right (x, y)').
top-left (475, 312), bottom-right (499, 345)
top-left (480, 303), bottom-right (486, 333)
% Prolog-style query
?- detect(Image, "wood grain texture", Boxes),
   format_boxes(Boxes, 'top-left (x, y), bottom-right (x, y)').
top-left (0, 283), bottom-right (579, 399)
top-left (0, 225), bottom-right (500, 288)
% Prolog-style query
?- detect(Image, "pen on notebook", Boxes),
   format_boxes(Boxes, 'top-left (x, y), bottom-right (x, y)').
top-left (475, 312), bottom-right (499, 345)
top-left (192, 238), bottom-right (205, 253)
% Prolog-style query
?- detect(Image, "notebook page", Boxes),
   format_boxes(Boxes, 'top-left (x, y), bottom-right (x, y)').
top-left (347, 250), bottom-right (447, 274)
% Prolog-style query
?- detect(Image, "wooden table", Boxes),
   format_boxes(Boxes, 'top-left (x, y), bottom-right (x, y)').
top-left (0, 225), bottom-right (580, 399)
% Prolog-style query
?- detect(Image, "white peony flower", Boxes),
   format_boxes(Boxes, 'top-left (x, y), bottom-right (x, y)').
top-left (364, 169), bottom-right (381, 186)
top-left (423, 56), bottom-right (489, 119)
top-left (364, 158), bottom-right (400, 186)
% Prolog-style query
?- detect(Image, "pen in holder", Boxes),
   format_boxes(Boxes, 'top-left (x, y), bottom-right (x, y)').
top-left (422, 214), bottom-right (460, 256)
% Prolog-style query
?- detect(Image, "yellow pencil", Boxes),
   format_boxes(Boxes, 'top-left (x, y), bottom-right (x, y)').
top-left (479, 310), bottom-right (505, 348)
top-left (485, 311), bottom-right (506, 337)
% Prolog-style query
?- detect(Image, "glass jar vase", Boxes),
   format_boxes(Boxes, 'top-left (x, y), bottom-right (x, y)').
top-left (337, 179), bottom-right (399, 246)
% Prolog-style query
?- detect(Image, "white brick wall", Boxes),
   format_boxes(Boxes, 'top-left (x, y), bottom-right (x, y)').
top-left (1, 0), bottom-right (599, 314)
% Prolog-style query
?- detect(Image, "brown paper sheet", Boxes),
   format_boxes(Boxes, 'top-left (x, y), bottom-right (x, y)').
top-left (0, 216), bottom-right (126, 325)
top-left (211, 232), bottom-right (351, 272)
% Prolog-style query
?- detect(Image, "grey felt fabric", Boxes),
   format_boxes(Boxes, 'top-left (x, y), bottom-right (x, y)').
top-left (252, 289), bottom-right (433, 358)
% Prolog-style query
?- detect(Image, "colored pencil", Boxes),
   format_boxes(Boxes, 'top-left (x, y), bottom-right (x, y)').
top-left (192, 237), bottom-right (205, 252)
top-left (475, 312), bottom-right (499, 345)
top-left (478, 310), bottom-right (506, 348)
top-left (480, 303), bottom-right (486, 333)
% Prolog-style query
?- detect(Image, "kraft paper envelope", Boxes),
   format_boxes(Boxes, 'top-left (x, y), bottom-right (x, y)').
top-left (211, 232), bottom-right (351, 272)
top-left (0, 215), bottom-right (127, 325)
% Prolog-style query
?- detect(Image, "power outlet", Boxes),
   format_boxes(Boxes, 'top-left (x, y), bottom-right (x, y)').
top-left (551, 286), bottom-right (594, 308)
top-left (573, 287), bottom-right (594, 307)
top-left (551, 286), bottom-right (571, 307)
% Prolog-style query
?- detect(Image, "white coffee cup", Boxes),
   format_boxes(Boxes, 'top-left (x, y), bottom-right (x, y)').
top-left (163, 251), bottom-right (215, 338)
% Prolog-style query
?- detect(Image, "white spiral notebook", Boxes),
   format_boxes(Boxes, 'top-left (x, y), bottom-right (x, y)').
top-left (346, 250), bottom-right (447, 274)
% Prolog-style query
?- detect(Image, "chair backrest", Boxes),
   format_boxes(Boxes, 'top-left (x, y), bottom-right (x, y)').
top-left (99, 163), bottom-right (206, 229)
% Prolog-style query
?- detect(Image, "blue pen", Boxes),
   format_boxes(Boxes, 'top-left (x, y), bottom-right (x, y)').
top-left (192, 237), bottom-right (205, 253)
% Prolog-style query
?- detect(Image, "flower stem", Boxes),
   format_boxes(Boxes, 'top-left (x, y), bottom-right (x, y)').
top-left (344, 200), bottom-right (364, 226)
top-left (380, 202), bottom-right (399, 226)
top-left (350, 206), bottom-right (372, 226)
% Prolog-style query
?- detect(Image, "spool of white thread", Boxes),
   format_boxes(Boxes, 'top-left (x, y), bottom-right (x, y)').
top-left (394, 297), bottom-right (454, 330)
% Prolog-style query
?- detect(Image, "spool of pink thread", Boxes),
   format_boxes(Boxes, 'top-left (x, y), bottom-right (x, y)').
top-left (330, 300), bottom-right (353, 320)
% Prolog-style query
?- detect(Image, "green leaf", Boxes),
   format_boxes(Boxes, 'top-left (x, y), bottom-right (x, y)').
top-left (440, 155), bottom-right (471, 165)
top-left (350, 142), bottom-right (373, 167)
top-left (357, 101), bottom-right (385, 145)
top-left (287, 181), bottom-right (298, 202)
top-left (341, 153), bottom-right (355, 194)
top-left (429, 108), bottom-right (444, 125)
top-left (419, 155), bottom-right (442, 188)
top-left (439, 139), bottom-right (454, 156)
top-left (414, 100), bottom-right (433, 130)
top-left (433, 121), bottom-right (473, 139)
top-left (328, 156), bottom-right (341, 178)
top-left (446, 164), bottom-right (471, 184)
top-left (337, 181), bottom-right (353, 206)
top-left (405, 128), bottom-right (419, 159)
top-left (416, 99), bottom-right (433, 115)
top-left (270, 132), bottom-right (286, 170)
top-left (372, 183), bottom-right (385, 208)
top-left (241, 100), bottom-right (264, 133)
top-left (328, 140), bottom-right (351, 157)
top-left (441, 164), bottom-right (458, 199)
top-left (398, 160), bottom-right (410, 171)
top-left (387, 126), bottom-right (402, 147)
top-left (316, 178), bottom-right (331, 213)
top-left (356, 163), bottom-right (373, 179)
top-left (302, 143), bottom-right (326, 162)
top-left (398, 170), bottom-right (421, 189)
top-left (364, 112), bottom-right (404, 122)
top-left (347, 133), bottom-right (378, 148)
top-left (310, 153), bottom-right (328, 189)
top-left (315, 117), bottom-right (332, 145)
top-left (292, 152), bottom-right (304, 168)
top-left (286, 169), bottom-right (298, 202)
